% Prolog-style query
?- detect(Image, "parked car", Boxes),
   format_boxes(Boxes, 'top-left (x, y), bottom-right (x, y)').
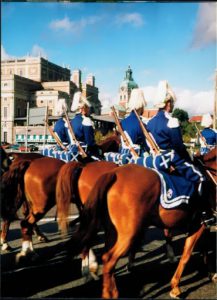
top-left (1, 142), bottom-right (11, 149)
top-left (29, 144), bottom-right (39, 152)
top-left (19, 144), bottom-right (39, 152)
top-left (10, 144), bottom-right (20, 150)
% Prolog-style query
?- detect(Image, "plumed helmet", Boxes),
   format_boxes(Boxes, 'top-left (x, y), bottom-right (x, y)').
top-left (155, 80), bottom-right (177, 109)
top-left (71, 91), bottom-right (92, 112)
top-left (127, 88), bottom-right (147, 111)
top-left (56, 98), bottom-right (67, 116)
top-left (201, 113), bottom-right (213, 128)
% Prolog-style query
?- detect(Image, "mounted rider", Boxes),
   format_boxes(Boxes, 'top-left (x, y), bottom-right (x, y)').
top-left (146, 80), bottom-right (205, 185)
top-left (120, 88), bottom-right (150, 156)
top-left (70, 91), bottom-right (100, 158)
top-left (53, 98), bottom-right (71, 147)
top-left (199, 113), bottom-right (217, 155)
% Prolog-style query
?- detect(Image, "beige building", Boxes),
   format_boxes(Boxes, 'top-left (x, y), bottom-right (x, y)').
top-left (1, 56), bottom-right (70, 82)
top-left (1, 56), bottom-right (101, 144)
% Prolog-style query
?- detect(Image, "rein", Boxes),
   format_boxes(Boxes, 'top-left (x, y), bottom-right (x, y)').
top-left (196, 158), bottom-right (217, 185)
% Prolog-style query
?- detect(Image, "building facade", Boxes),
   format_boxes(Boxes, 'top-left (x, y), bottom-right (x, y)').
top-left (1, 57), bottom-right (101, 144)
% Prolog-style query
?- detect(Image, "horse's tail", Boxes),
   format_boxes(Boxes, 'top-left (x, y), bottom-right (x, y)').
top-left (66, 171), bottom-right (117, 256)
top-left (1, 159), bottom-right (31, 220)
top-left (56, 161), bottom-right (83, 233)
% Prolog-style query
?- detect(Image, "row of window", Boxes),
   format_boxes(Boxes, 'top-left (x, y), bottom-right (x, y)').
top-left (16, 134), bottom-right (55, 141)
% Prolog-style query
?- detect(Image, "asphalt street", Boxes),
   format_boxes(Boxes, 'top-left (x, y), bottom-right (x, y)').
top-left (1, 213), bottom-right (216, 299)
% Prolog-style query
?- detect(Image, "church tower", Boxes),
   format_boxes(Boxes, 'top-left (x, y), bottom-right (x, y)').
top-left (119, 66), bottom-right (138, 109)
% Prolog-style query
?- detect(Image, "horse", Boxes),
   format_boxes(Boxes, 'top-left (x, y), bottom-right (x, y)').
top-left (1, 150), bottom-right (118, 263)
top-left (0, 149), bottom-right (48, 251)
top-left (57, 147), bottom-right (217, 299)
top-left (97, 131), bottom-right (121, 154)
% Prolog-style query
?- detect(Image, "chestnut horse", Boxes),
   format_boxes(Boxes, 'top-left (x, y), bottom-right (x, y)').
top-left (0, 132), bottom-right (119, 253)
top-left (2, 154), bottom-right (118, 262)
top-left (58, 148), bottom-right (216, 299)
top-left (0, 149), bottom-right (47, 251)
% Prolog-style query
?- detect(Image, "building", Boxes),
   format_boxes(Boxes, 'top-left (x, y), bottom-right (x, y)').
top-left (118, 66), bottom-right (138, 109)
top-left (1, 56), bottom-right (101, 144)
top-left (1, 56), bottom-right (70, 82)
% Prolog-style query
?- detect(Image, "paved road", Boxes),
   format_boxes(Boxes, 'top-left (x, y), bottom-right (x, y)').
top-left (1, 216), bottom-right (216, 299)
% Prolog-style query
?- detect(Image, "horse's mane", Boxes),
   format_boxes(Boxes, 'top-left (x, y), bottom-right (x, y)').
top-left (203, 146), bottom-right (217, 162)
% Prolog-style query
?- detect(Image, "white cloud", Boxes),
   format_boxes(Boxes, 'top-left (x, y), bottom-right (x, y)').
top-left (30, 44), bottom-right (48, 58)
top-left (1, 45), bottom-right (15, 60)
top-left (191, 3), bottom-right (216, 49)
top-left (140, 85), bottom-right (215, 117)
top-left (175, 89), bottom-right (214, 116)
top-left (49, 16), bottom-right (103, 34)
top-left (115, 13), bottom-right (145, 27)
top-left (1, 44), bottom-right (48, 60)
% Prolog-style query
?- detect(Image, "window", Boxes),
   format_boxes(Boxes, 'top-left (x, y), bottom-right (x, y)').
top-left (17, 108), bottom-right (21, 117)
top-left (3, 132), bottom-right (7, 142)
top-left (4, 107), bottom-right (7, 118)
top-left (4, 83), bottom-right (8, 87)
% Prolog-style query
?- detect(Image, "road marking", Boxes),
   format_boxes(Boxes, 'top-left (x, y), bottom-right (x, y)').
top-left (38, 215), bottom-right (79, 223)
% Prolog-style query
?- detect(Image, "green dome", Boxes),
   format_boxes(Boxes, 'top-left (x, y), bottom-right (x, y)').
top-left (120, 66), bottom-right (138, 90)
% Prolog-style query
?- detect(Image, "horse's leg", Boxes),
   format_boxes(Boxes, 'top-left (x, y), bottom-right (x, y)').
top-left (170, 224), bottom-right (205, 298)
top-left (1, 219), bottom-right (13, 251)
top-left (81, 248), bottom-right (99, 279)
top-left (16, 214), bottom-right (40, 263)
top-left (199, 228), bottom-right (217, 282)
top-left (22, 201), bottom-right (49, 243)
top-left (164, 228), bottom-right (177, 263)
top-left (32, 224), bottom-right (49, 242)
top-left (102, 239), bottom-right (132, 299)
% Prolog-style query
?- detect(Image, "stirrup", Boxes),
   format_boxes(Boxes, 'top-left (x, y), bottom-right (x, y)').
top-left (201, 212), bottom-right (216, 227)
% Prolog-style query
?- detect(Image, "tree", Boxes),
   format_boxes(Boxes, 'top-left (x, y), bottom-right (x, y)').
top-left (172, 108), bottom-right (189, 122)
top-left (172, 108), bottom-right (196, 143)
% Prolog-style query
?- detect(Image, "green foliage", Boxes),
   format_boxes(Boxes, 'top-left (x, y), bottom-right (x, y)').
top-left (94, 130), bottom-right (115, 144)
top-left (172, 108), bottom-right (198, 144)
top-left (172, 108), bottom-right (189, 122)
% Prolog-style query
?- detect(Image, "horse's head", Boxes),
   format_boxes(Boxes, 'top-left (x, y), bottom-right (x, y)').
top-left (194, 147), bottom-right (217, 214)
top-left (0, 146), bottom-right (13, 176)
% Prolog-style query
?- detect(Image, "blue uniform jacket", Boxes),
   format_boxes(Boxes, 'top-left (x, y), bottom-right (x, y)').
top-left (201, 128), bottom-right (217, 146)
top-left (120, 111), bottom-right (149, 151)
top-left (147, 110), bottom-right (190, 160)
top-left (70, 113), bottom-right (95, 146)
top-left (53, 118), bottom-right (70, 144)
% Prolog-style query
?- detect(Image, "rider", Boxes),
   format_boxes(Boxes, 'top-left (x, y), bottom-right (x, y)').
top-left (53, 99), bottom-right (71, 147)
top-left (70, 91), bottom-right (100, 157)
top-left (147, 80), bottom-right (205, 184)
top-left (199, 113), bottom-right (217, 155)
top-left (120, 88), bottom-right (150, 155)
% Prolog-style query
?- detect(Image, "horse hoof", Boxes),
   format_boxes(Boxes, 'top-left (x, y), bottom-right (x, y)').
top-left (16, 250), bottom-right (40, 264)
top-left (126, 263), bottom-right (134, 273)
top-left (16, 251), bottom-right (26, 264)
top-left (168, 256), bottom-right (178, 264)
top-left (89, 262), bottom-right (98, 274)
top-left (211, 273), bottom-right (217, 282)
top-left (82, 266), bottom-right (90, 277)
top-left (169, 288), bottom-right (181, 299)
top-left (1, 243), bottom-right (13, 251)
top-left (37, 236), bottom-right (49, 243)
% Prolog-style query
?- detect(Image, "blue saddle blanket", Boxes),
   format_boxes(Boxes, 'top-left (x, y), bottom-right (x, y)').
top-left (41, 143), bottom-right (87, 162)
top-left (155, 169), bottom-right (195, 209)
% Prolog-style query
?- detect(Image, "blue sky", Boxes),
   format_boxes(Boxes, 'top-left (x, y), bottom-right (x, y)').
top-left (2, 2), bottom-right (216, 116)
